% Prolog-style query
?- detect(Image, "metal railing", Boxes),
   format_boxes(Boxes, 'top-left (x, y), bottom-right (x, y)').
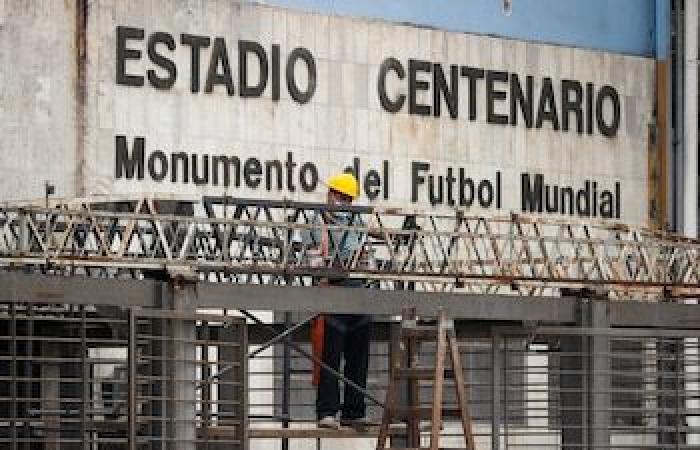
top-left (245, 318), bottom-right (700, 449)
top-left (0, 303), bottom-right (698, 449)
top-left (0, 303), bottom-right (247, 450)
top-left (0, 196), bottom-right (698, 300)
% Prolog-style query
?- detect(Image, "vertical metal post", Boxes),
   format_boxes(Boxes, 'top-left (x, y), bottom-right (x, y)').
top-left (503, 336), bottom-right (508, 450)
top-left (18, 211), bottom-right (29, 255)
top-left (159, 285), bottom-right (168, 450)
top-left (24, 304), bottom-right (34, 449)
top-left (491, 333), bottom-right (501, 450)
top-left (677, 343), bottom-right (683, 448)
top-left (686, 335), bottom-right (700, 445)
top-left (201, 322), bottom-right (211, 445)
top-left (241, 318), bottom-right (249, 450)
top-left (128, 308), bottom-right (137, 450)
top-left (80, 305), bottom-right (88, 450)
top-left (587, 301), bottom-right (611, 449)
top-left (10, 303), bottom-right (17, 450)
top-left (281, 312), bottom-right (291, 450)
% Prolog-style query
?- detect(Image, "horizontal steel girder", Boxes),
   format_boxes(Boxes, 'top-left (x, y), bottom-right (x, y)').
top-left (2, 272), bottom-right (700, 328)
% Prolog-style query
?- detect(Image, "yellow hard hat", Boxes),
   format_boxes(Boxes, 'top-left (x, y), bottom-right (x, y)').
top-left (326, 173), bottom-right (360, 199)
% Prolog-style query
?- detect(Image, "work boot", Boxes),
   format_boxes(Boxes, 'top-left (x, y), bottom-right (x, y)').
top-left (318, 416), bottom-right (340, 429)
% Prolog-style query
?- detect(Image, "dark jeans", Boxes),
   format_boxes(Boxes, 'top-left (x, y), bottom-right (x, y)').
top-left (316, 313), bottom-right (371, 420)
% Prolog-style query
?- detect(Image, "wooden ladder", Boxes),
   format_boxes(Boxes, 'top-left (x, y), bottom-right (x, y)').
top-left (376, 309), bottom-right (475, 450)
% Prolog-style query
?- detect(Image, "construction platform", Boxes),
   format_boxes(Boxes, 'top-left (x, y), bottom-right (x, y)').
top-left (0, 197), bottom-right (698, 449)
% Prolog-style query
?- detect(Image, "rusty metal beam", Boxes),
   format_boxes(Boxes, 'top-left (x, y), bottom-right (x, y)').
top-left (1, 198), bottom-right (700, 300)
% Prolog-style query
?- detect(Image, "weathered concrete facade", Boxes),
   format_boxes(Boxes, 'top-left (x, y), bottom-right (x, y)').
top-left (0, 0), bottom-right (79, 200)
top-left (0, 0), bottom-right (654, 224)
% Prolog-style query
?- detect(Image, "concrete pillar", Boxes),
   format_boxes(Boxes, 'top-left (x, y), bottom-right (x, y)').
top-left (218, 321), bottom-right (248, 450)
top-left (587, 301), bottom-right (611, 449)
top-left (167, 280), bottom-right (197, 450)
top-left (560, 299), bottom-right (610, 450)
top-left (559, 334), bottom-right (585, 448)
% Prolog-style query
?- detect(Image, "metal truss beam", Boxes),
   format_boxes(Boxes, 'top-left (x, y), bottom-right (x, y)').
top-left (1, 197), bottom-right (700, 301)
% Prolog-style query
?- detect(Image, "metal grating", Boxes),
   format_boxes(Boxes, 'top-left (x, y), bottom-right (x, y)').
top-left (0, 300), bottom-right (698, 448)
top-left (244, 320), bottom-right (700, 449)
top-left (494, 330), bottom-right (700, 449)
top-left (0, 303), bottom-right (247, 450)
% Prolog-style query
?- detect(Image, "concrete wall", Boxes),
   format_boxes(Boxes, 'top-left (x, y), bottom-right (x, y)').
top-left (0, 0), bottom-right (78, 201)
top-left (0, 0), bottom-right (654, 225)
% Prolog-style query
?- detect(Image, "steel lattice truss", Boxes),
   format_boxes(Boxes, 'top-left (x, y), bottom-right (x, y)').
top-left (0, 196), bottom-right (698, 301)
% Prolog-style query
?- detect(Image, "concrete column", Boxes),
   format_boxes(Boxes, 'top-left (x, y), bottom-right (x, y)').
top-left (219, 323), bottom-right (248, 450)
top-left (587, 301), bottom-right (611, 449)
top-left (560, 299), bottom-right (610, 450)
top-left (167, 280), bottom-right (197, 450)
top-left (559, 315), bottom-right (586, 448)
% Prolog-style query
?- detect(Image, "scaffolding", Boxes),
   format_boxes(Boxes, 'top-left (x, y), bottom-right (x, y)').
top-left (0, 197), bottom-right (699, 449)
top-left (1, 196), bottom-right (699, 299)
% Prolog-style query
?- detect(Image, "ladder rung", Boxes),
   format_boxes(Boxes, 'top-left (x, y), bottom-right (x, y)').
top-left (394, 367), bottom-right (455, 379)
top-left (381, 448), bottom-right (427, 450)
top-left (400, 326), bottom-right (440, 339)
top-left (391, 406), bottom-right (463, 420)
top-left (381, 448), bottom-right (429, 450)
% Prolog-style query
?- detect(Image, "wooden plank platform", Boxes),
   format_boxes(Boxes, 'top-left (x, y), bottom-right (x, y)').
top-left (203, 424), bottom-right (408, 439)
top-left (249, 427), bottom-right (380, 438)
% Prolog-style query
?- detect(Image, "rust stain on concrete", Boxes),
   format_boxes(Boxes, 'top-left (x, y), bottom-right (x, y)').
top-left (74, 0), bottom-right (87, 196)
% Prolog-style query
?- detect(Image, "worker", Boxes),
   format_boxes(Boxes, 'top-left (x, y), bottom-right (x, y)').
top-left (307, 173), bottom-right (373, 430)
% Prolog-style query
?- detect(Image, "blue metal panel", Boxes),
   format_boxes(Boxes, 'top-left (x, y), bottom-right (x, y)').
top-left (655, 0), bottom-right (671, 59)
top-left (261, 0), bottom-right (658, 57)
